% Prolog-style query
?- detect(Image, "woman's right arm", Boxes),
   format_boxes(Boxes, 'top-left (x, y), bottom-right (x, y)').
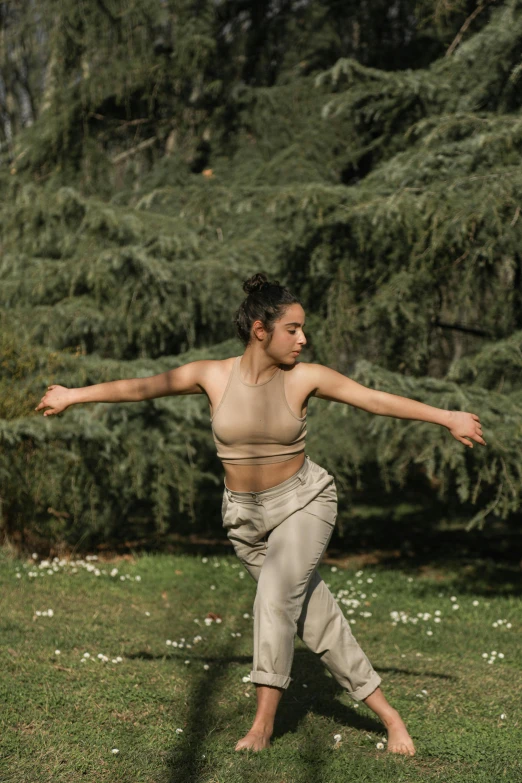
top-left (35, 361), bottom-right (212, 417)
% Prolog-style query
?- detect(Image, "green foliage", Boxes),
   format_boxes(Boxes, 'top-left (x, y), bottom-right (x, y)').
top-left (1, 1), bottom-right (522, 550)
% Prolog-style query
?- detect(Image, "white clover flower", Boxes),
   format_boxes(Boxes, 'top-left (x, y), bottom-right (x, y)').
top-left (333, 733), bottom-right (342, 741)
top-left (472, 600), bottom-right (479, 606)
top-left (83, 652), bottom-right (90, 658)
top-left (450, 596), bottom-right (457, 602)
top-left (500, 714), bottom-right (506, 719)
top-left (111, 748), bottom-right (119, 754)
top-left (176, 728), bottom-right (183, 734)
top-left (434, 617), bottom-right (441, 623)
top-left (506, 623), bottom-right (512, 629)
top-left (482, 653), bottom-right (488, 658)
top-left (47, 609), bottom-right (54, 617)
top-left (498, 653), bottom-right (504, 659)
top-left (367, 578), bottom-right (373, 583)
top-left (407, 577), bottom-right (413, 582)
top-left (331, 566), bottom-right (338, 572)
top-left (16, 573), bottom-right (21, 579)
top-left (302, 683), bottom-right (308, 688)
top-left (243, 613), bottom-right (250, 618)
top-left (166, 640), bottom-right (172, 646)
top-left (452, 605), bottom-right (459, 610)
top-left (135, 575), bottom-right (141, 581)
top-left (203, 664), bottom-right (210, 670)
top-left (202, 557), bottom-right (208, 563)
top-left (145, 612), bottom-right (150, 617)
top-left (215, 618), bottom-right (222, 624)
top-left (427, 630), bottom-right (433, 636)
top-left (376, 742), bottom-right (384, 750)
top-left (184, 660), bottom-right (190, 665)
top-left (421, 689), bottom-right (428, 695)
top-left (55, 650), bottom-right (61, 655)
top-left (36, 611), bottom-right (41, 616)
top-left (116, 656), bottom-right (122, 662)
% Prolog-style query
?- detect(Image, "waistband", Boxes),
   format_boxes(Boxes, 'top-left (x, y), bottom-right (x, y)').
top-left (224, 455), bottom-right (312, 502)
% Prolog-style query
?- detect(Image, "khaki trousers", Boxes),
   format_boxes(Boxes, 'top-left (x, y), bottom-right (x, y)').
top-left (222, 455), bottom-right (382, 699)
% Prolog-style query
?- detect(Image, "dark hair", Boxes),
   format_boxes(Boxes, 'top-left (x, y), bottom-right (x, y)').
top-left (234, 272), bottom-right (302, 347)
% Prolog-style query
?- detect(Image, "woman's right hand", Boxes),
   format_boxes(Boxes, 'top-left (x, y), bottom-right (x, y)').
top-left (35, 385), bottom-right (74, 417)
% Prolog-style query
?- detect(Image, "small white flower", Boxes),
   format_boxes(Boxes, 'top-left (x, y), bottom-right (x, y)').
top-left (331, 566), bottom-right (338, 572)
top-left (491, 651), bottom-right (497, 656)
top-left (135, 575), bottom-right (141, 581)
top-left (111, 748), bottom-right (119, 755)
top-left (500, 713), bottom-right (506, 719)
top-left (472, 600), bottom-right (479, 606)
top-left (32, 553), bottom-right (38, 559)
top-left (482, 653), bottom-right (488, 658)
top-left (434, 617), bottom-right (441, 623)
top-left (203, 664), bottom-right (210, 670)
top-left (83, 652), bottom-right (90, 658)
top-left (210, 585), bottom-right (216, 590)
top-left (243, 613), bottom-right (250, 619)
top-left (492, 622), bottom-right (498, 628)
top-left (112, 659), bottom-right (118, 664)
top-left (55, 650), bottom-right (61, 655)
top-left (450, 596), bottom-right (457, 602)
top-left (35, 611), bottom-right (41, 616)
top-left (506, 623), bottom-right (512, 629)
top-left (333, 733), bottom-right (342, 741)
top-left (452, 605), bottom-right (459, 610)
top-left (184, 660), bottom-right (190, 665)
top-left (145, 611), bottom-right (150, 616)
top-left (166, 640), bottom-right (172, 646)
top-left (176, 728), bottom-right (183, 734)
top-left (407, 577), bottom-right (413, 582)
top-left (215, 618), bottom-right (222, 623)
top-left (202, 557), bottom-right (208, 563)
top-left (498, 653), bottom-right (504, 659)
top-left (421, 689), bottom-right (428, 695)
top-left (376, 742), bottom-right (384, 750)
top-left (435, 610), bottom-right (441, 616)
top-left (242, 675), bottom-right (250, 683)
top-left (302, 683), bottom-right (308, 688)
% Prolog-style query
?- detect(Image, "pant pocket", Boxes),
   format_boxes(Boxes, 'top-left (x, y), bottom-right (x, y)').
top-left (301, 481), bottom-right (338, 526)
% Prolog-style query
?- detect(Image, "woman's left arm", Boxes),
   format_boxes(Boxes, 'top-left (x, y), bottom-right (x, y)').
top-left (305, 363), bottom-right (486, 449)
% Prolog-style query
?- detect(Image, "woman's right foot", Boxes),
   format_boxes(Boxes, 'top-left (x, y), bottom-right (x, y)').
top-left (383, 709), bottom-right (416, 755)
top-left (235, 727), bottom-right (272, 751)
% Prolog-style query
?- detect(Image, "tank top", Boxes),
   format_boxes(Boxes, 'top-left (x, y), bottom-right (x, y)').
top-left (210, 356), bottom-right (307, 465)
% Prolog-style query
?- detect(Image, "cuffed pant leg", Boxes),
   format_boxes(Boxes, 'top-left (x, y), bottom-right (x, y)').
top-left (249, 507), bottom-right (336, 689)
top-left (296, 569), bottom-right (382, 701)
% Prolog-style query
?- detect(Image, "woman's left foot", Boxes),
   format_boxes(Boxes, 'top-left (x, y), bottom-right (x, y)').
top-left (383, 710), bottom-right (416, 755)
top-left (234, 728), bottom-right (272, 751)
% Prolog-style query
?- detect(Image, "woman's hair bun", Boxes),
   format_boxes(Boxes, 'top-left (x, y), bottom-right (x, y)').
top-left (242, 272), bottom-right (280, 295)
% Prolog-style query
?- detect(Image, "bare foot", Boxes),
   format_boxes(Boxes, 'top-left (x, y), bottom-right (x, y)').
top-left (235, 728), bottom-right (272, 751)
top-left (383, 710), bottom-right (416, 756)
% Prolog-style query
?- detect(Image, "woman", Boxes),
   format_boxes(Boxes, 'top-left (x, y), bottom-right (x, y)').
top-left (35, 272), bottom-right (485, 756)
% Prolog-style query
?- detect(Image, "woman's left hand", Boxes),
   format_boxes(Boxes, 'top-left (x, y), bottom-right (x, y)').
top-left (447, 411), bottom-right (486, 448)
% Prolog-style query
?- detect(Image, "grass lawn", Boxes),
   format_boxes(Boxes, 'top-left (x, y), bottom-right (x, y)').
top-left (0, 544), bottom-right (520, 783)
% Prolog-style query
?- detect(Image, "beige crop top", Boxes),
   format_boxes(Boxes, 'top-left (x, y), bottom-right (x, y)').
top-left (210, 356), bottom-right (307, 465)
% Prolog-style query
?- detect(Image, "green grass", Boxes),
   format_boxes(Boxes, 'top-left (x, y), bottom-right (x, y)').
top-left (0, 546), bottom-right (520, 783)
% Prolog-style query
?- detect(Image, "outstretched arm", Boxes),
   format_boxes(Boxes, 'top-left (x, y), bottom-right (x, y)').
top-left (35, 361), bottom-right (211, 417)
top-left (306, 363), bottom-right (486, 449)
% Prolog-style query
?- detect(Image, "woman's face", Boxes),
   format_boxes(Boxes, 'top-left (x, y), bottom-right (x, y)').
top-left (253, 303), bottom-right (307, 363)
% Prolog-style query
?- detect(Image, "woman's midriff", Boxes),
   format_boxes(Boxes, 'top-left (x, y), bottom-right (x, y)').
top-left (222, 452), bottom-right (306, 492)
